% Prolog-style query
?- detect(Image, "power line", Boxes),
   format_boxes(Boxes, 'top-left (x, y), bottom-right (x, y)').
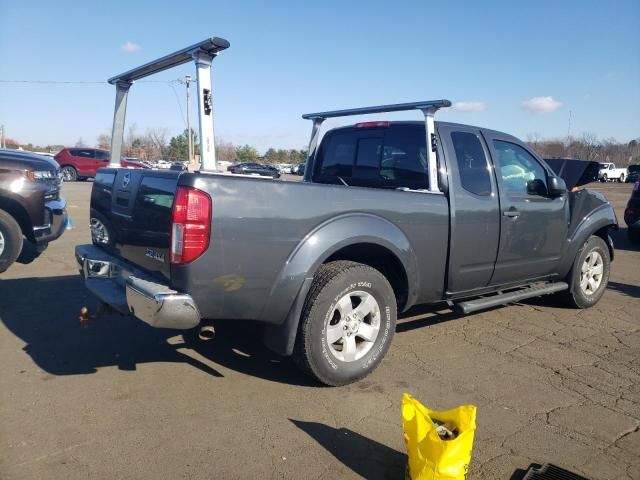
top-left (0, 79), bottom-right (175, 84)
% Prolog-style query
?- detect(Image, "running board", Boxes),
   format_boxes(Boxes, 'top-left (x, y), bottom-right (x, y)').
top-left (454, 282), bottom-right (568, 315)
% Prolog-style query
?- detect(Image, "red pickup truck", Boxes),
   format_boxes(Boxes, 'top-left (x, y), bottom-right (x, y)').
top-left (54, 148), bottom-right (147, 181)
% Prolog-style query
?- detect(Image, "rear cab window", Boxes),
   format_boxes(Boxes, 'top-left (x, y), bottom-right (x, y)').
top-left (314, 124), bottom-right (428, 190)
top-left (451, 131), bottom-right (492, 196)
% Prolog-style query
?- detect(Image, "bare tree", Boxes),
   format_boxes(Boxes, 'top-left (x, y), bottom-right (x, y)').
top-left (215, 139), bottom-right (237, 163)
top-left (145, 128), bottom-right (170, 160)
top-left (97, 133), bottom-right (111, 150)
top-left (75, 137), bottom-right (86, 147)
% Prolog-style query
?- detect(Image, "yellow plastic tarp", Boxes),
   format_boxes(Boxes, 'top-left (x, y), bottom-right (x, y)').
top-left (402, 393), bottom-right (477, 480)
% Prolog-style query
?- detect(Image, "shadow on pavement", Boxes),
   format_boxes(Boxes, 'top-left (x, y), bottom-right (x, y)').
top-left (0, 275), bottom-right (313, 386)
top-left (290, 419), bottom-right (406, 479)
top-left (607, 280), bottom-right (640, 299)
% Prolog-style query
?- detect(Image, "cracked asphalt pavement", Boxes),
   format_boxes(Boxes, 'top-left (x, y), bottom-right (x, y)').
top-left (1, 181), bottom-right (638, 479)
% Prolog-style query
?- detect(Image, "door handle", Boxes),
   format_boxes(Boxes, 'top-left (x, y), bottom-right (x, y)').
top-left (503, 208), bottom-right (520, 219)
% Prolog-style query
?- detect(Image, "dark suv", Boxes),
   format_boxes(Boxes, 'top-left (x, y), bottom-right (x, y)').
top-left (54, 148), bottom-right (147, 181)
top-left (0, 149), bottom-right (67, 272)
top-left (228, 162), bottom-right (280, 178)
top-left (624, 179), bottom-right (640, 243)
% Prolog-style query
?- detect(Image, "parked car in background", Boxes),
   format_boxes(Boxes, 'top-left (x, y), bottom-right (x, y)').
top-left (598, 162), bottom-right (628, 183)
top-left (0, 149), bottom-right (67, 272)
top-left (276, 164), bottom-right (292, 174)
top-left (293, 163), bottom-right (305, 175)
top-left (624, 179), bottom-right (640, 243)
top-left (626, 165), bottom-right (640, 183)
top-left (54, 148), bottom-right (148, 181)
top-left (228, 162), bottom-right (280, 178)
top-left (217, 160), bottom-right (233, 171)
top-left (170, 162), bottom-right (188, 171)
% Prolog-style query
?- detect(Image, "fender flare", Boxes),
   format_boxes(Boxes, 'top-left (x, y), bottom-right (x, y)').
top-left (262, 213), bottom-right (419, 356)
top-left (558, 202), bottom-right (617, 278)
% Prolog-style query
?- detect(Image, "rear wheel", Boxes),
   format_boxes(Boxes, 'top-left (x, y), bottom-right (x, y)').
top-left (0, 210), bottom-right (23, 273)
top-left (619, 174), bottom-right (625, 183)
top-left (293, 261), bottom-right (397, 386)
top-left (61, 165), bottom-right (77, 182)
top-left (561, 236), bottom-right (610, 308)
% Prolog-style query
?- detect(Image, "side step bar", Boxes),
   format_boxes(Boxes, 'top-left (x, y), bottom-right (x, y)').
top-left (454, 282), bottom-right (568, 315)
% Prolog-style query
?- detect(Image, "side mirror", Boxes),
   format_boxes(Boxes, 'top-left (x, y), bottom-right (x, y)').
top-left (548, 176), bottom-right (567, 197)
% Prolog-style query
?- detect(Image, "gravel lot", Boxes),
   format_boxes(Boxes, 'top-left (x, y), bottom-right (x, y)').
top-left (1, 180), bottom-right (638, 480)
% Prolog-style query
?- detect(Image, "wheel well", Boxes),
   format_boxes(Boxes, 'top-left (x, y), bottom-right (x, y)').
top-left (594, 225), bottom-right (616, 261)
top-left (325, 243), bottom-right (409, 310)
top-left (0, 197), bottom-right (33, 241)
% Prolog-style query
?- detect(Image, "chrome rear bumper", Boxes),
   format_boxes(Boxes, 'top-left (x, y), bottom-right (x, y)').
top-left (75, 244), bottom-right (200, 329)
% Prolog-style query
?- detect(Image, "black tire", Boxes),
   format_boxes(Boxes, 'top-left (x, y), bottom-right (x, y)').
top-left (0, 209), bottom-right (24, 273)
top-left (560, 236), bottom-right (610, 308)
top-left (89, 209), bottom-right (115, 247)
top-left (602, 174), bottom-right (608, 182)
top-left (61, 165), bottom-right (77, 182)
top-left (619, 174), bottom-right (625, 183)
top-left (293, 261), bottom-right (397, 386)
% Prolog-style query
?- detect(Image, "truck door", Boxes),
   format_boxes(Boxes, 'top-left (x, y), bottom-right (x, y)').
top-left (439, 125), bottom-right (501, 293)
top-left (484, 132), bottom-right (569, 285)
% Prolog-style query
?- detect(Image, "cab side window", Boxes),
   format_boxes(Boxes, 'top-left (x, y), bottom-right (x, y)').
top-left (70, 149), bottom-right (96, 159)
top-left (493, 140), bottom-right (548, 196)
top-left (451, 132), bottom-right (492, 196)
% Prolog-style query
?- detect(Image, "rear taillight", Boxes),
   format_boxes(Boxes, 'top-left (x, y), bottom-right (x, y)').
top-left (171, 186), bottom-right (211, 264)
top-left (355, 121), bottom-right (390, 128)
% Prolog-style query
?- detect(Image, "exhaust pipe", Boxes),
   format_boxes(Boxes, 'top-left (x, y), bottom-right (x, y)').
top-left (198, 324), bottom-right (216, 341)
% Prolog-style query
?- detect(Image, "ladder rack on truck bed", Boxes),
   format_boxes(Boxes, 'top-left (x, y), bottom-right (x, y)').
top-left (302, 99), bottom-right (452, 192)
top-left (107, 36), bottom-right (230, 172)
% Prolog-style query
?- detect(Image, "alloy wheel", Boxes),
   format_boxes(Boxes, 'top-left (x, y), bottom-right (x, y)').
top-left (580, 251), bottom-right (604, 295)
top-left (325, 290), bottom-right (381, 362)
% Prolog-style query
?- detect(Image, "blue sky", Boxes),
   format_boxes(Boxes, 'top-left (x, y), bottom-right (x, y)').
top-left (1, 0), bottom-right (638, 153)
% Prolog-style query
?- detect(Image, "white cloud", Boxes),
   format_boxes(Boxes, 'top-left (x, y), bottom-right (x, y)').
top-left (452, 101), bottom-right (486, 112)
top-left (522, 96), bottom-right (562, 114)
top-left (121, 41), bottom-right (141, 52)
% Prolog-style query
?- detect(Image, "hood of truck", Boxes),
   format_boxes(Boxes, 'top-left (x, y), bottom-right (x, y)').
top-left (544, 158), bottom-right (600, 190)
top-left (1, 150), bottom-right (59, 172)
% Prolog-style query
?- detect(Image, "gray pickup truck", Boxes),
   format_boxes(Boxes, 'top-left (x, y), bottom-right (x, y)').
top-left (75, 39), bottom-right (617, 386)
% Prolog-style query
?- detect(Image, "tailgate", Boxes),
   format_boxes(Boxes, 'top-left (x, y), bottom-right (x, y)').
top-left (91, 167), bottom-right (180, 280)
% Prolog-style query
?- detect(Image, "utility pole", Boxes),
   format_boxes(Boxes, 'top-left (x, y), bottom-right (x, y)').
top-left (0, 124), bottom-right (5, 148)
top-left (185, 75), bottom-right (194, 168)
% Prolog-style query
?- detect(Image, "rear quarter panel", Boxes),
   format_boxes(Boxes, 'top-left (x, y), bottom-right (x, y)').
top-left (171, 173), bottom-right (450, 325)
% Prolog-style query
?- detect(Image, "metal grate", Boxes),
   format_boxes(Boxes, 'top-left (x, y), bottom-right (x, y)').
top-left (522, 463), bottom-right (589, 480)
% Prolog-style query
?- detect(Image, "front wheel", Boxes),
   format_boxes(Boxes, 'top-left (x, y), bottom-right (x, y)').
top-left (0, 209), bottom-right (24, 273)
top-left (561, 236), bottom-right (610, 308)
top-left (293, 261), bottom-right (397, 386)
top-left (619, 174), bottom-right (625, 183)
